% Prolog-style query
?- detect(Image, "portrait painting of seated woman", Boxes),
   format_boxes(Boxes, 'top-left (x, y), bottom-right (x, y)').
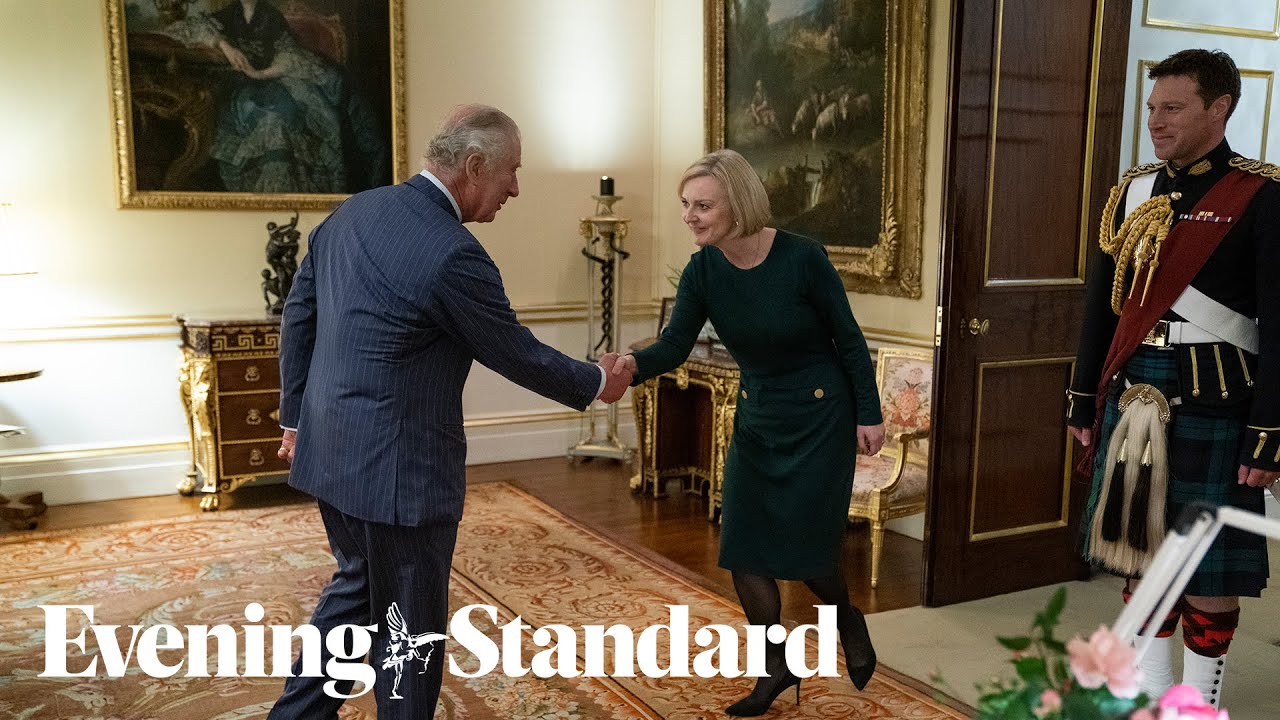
top-left (113, 0), bottom-right (400, 206)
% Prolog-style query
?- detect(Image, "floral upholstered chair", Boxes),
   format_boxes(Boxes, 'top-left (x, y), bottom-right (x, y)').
top-left (848, 347), bottom-right (932, 588)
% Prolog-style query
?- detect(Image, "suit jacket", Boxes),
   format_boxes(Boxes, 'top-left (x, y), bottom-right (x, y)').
top-left (279, 174), bottom-right (600, 525)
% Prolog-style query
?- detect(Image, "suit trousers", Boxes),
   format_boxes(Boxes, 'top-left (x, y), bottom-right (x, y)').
top-left (268, 499), bottom-right (460, 720)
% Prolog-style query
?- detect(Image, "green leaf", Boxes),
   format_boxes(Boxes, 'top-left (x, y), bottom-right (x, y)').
top-left (999, 693), bottom-right (1035, 720)
top-left (1061, 691), bottom-right (1106, 720)
top-left (997, 635), bottom-right (1032, 651)
top-left (977, 691), bottom-right (1015, 720)
top-left (1044, 638), bottom-right (1067, 654)
top-left (1014, 657), bottom-right (1047, 682)
top-left (1044, 586), bottom-right (1067, 624)
top-left (1093, 688), bottom-right (1142, 715)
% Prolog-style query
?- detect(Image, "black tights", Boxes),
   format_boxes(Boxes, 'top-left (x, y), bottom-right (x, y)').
top-left (732, 568), bottom-right (876, 694)
top-left (731, 570), bottom-right (852, 628)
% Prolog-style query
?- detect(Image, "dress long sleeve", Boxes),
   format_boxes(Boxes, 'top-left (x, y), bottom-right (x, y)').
top-left (630, 259), bottom-right (707, 384)
top-left (806, 244), bottom-right (882, 425)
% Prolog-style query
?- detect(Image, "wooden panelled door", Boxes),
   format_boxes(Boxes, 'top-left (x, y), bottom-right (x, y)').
top-left (925, 0), bottom-right (1132, 606)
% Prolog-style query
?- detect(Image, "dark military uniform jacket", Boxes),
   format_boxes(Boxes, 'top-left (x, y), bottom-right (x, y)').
top-left (1068, 140), bottom-right (1280, 471)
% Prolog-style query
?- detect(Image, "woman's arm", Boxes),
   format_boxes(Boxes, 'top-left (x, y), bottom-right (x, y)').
top-left (807, 243), bottom-right (883, 426)
top-left (623, 258), bottom-right (709, 384)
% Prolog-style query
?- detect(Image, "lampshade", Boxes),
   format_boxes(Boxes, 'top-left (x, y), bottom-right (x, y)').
top-left (0, 202), bottom-right (36, 277)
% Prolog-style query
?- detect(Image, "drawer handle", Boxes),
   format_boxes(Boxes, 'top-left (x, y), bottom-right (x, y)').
top-left (249, 449), bottom-right (265, 467)
top-left (245, 409), bottom-right (262, 426)
top-left (244, 366), bottom-right (262, 383)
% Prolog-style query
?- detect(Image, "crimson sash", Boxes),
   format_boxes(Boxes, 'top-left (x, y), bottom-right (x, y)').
top-left (1086, 170), bottom-right (1266, 465)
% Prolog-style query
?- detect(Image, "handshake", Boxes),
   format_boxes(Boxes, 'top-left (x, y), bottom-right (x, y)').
top-left (596, 352), bottom-right (638, 403)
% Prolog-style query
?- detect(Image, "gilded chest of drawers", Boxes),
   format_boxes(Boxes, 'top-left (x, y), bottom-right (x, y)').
top-left (176, 316), bottom-right (289, 510)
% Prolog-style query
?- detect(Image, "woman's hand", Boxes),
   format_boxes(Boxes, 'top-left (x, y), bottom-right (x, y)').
top-left (857, 424), bottom-right (885, 456)
top-left (218, 39), bottom-right (253, 74)
top-left (611, 354), bottom-right (638, 377)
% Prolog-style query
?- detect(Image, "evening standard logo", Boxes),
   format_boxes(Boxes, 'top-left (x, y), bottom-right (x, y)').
top-left (39, 603), bottom-right (839, 698)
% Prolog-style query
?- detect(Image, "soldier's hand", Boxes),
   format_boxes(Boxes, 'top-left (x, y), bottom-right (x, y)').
top-left (1069, 426), bottom-right (1092, 447)
top-left (1237, 464), bottom-right (1280, 488)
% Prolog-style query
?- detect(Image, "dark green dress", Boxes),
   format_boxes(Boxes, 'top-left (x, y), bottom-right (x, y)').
top-left (632, 231), bottom-right (882, 579)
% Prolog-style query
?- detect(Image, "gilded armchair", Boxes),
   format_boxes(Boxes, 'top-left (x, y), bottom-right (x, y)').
top-left (848, 347), bottom-right (932, 588)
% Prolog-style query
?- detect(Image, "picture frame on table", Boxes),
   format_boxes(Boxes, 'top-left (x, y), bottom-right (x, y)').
top-left (658, 297), bottom-right (677, 335)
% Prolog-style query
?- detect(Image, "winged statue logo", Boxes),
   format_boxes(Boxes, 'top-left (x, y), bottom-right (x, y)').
top-left (381, 602), bottom-right (447, 699)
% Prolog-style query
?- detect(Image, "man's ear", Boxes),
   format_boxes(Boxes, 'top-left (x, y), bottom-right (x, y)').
top-left (464, 153), bottom-right (485, 182)
top-left (1210, 94), bottom-right (1232, 122)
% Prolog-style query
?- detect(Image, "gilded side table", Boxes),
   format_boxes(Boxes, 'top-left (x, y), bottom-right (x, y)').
top-left (628, 339), bottom-right (740, 521)
top-left (176, 316), bottom-right (289, 510)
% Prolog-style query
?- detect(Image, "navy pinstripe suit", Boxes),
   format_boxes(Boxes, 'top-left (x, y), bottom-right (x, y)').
top-left (269, 174), bottom-right (600, 718)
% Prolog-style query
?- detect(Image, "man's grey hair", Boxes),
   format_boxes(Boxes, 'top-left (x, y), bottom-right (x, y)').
top-left (423, 104), bottom-right (520, 176)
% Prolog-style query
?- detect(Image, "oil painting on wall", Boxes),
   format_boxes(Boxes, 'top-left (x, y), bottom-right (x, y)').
top-left (106, 0), bottom-right (406, 209)
top-left (706, 0), bottom-right (927, 297)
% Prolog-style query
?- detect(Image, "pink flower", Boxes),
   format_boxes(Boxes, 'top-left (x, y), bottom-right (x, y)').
top-left (1156, 685), bottom-right (1229, 720)
top-left (1066, 625), bottom-right (1142, 699)
top-left (1131, 710), bottom-right (1157, 720)
top-left (1034, 689), bottom-right (1062, 717)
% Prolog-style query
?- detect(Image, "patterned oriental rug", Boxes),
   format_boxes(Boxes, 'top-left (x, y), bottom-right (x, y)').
top-left (0, 482), bottom-right (967, 719)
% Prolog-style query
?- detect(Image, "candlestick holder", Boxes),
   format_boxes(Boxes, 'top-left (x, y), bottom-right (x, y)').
top-left (569, 190), bottom-right (633, 463)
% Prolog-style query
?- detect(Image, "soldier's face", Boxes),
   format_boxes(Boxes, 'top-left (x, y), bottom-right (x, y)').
top-left (680, 175), bottom-right (736, 248)
top-left (1146, 74), bottom-right (1229, 169)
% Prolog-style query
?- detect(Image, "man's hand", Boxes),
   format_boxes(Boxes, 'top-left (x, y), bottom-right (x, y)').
top-left (857, 424), bottom-right (885, 456)
top-left (598, 353), bottom-right (632, 403)
top-left (1237, 464), bottom-right (1280, 488)
top-left (279, 429), bottom-right (296, 464)
top-left (1069, 426), bottom-right (1092, 447)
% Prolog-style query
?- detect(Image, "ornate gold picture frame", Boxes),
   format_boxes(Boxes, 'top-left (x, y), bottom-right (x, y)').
top-left (105, 0), bottom-right (407, 210)
top-left (705, 0), bottom-right (928, 297)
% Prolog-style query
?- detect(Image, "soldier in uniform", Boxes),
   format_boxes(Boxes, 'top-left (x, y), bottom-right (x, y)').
top-left (1068, 49), bottom-right (1280, 708)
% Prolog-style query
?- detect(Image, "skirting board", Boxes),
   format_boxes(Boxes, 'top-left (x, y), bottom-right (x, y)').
top-left (0, 412), bottom-right (638, 506)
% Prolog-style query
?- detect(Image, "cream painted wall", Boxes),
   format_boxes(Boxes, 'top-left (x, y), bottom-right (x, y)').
top-left (403, 0), bottom-right (659, 307)
top-left (652, 0), bottom-right (707, 298)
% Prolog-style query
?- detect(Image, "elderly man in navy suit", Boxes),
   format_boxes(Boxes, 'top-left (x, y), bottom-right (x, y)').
top-left (268, 104), bottom-right (633, 719)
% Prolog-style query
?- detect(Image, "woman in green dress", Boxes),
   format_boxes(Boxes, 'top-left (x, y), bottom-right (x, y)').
top-left (612, 149), bottom-right (886, 715)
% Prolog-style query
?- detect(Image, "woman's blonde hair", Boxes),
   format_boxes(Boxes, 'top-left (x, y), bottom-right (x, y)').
top-left (679, 149), bottom-right (771, 236)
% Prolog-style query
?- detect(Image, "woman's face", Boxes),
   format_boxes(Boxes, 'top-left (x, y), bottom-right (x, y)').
top-left (680, 175), bottom-right (737, 248)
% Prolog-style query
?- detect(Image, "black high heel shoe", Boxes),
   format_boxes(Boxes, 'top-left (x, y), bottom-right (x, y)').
top-left (838, 604), bottom-right (877, 690)
top-left (724, 668), bottom-right (802, 717)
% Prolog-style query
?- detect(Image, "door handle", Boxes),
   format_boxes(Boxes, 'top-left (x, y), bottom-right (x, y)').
top-left (961, 318), bottom-right (991, 336)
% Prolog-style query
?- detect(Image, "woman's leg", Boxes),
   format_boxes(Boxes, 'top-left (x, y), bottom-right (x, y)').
top-left (733, 570), bottom-right (783, 627)
top-left (725, 571), bottom-right (800, 716)
top-left (804, 571), bottom-right (877, 690)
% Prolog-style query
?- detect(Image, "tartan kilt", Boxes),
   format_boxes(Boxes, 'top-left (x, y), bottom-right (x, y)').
top-left (1080, 345), bottom-right (1269, 597)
